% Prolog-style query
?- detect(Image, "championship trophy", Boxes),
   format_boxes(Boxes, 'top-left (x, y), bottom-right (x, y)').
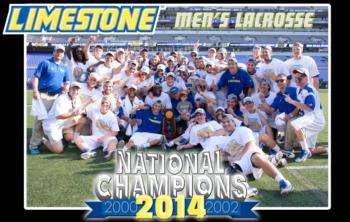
top-left (162, 109), bottom-right (177, 139)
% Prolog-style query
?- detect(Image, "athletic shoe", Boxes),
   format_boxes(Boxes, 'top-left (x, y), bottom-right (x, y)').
top-left (80, 151), bottom-right (96, 160)
top-left (160, 135), bottom-right (168, 150)
top-left (247, 186), bottom-right (259, 198)
top-left (277, 158), bottom-right (288, 167)
top-left (279, 179), bottom-right (293, 195)
top-left (175, 138), bottom-right (188, 146)
top-left (165, 141), bottom-right (175, 148)
top-left (117, 140), bottom-right (125, 149)
top-left (276, 134), bottom-right (285, 144)
top-left (104, 151), bottom-right (114, 160)
top-left (30, 148), bottom-right (40, 155)
top-left (295, 149), bottom-right (312, 162)
top-left (269, 150), bottom-right (284, 167)
top-left (281, 148), bottom-right (295, 159)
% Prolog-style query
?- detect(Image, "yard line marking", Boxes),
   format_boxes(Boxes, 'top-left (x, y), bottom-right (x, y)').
top-left (286, 165), bottom-right (328, 170)
top-left (285, 166), bottom-right (328, 206)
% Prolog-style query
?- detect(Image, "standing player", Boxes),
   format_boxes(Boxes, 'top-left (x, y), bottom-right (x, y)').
top-left (284, 68), bottom-right (325, 162)
top-left (29, 45), bottom-right (70, 154)
top-left (258, 46), bottom-right (289, 93)
top-left (284, 42), bottom-right (320, 90)
top-left (75, 96), bottom-right (121, 160)
top-left (220, 114), bottom-right (293, 195)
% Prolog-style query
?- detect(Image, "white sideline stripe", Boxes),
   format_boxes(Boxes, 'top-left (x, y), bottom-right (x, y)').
top-left (286, 165), bottom-right (328, 170)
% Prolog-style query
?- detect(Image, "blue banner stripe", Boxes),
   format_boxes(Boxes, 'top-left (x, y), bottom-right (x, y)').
top-left (85, 198), bottom-right (258, 219)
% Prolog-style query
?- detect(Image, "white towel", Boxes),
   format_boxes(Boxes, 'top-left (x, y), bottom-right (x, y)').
top-left (122, 96), bottom-right (143, 136)
top-left (31, 98), bottom-right (48, 120)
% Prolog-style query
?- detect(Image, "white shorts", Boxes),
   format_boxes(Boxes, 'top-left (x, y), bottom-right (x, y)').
top-left (43, 119), bottom-right (76, 144)
top-left (275, 112), bottom-right (287, 132)
top-left (291, 112), bottom-right (325, 139)
top-left (79, 135), bottom-right (118, 152)
top-left (234, 146), bottom-right (264, 179)
top-left (130, 132), bottom-right (163, 146)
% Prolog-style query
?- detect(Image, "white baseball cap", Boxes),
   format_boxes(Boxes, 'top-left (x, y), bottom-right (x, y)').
top-left (128, 84), bottom-right (138, 90)
top-left (140, 66), bottom-right (150, 73)
top-left (206, 60), bottom-right (215, 67)
top-left (243, 96), bottom-right (254, 104)
top-left (167, 56), bottom-right (175, 62)
top-left (116, 48), bottom-right (125, 53)
top-left (54, 44), bottom-right (65, 52)
top-left (166, 72), bottom-right (175, 78)
top-left (157, 64), bottom-right (166, 71)
top-left (194, 108), bottom-right (206, 115)
top-left (89, 72), bottom-right (100, 81)
top-left (218, 48), bottom-right (227, 54)
top-left (208, 48), bottom-right (217, 53)
top-left (215, 106), bottom-right (225, 112)
top-left (293, 67), bottom-right (310, 78)
top-left (70, 81), bottom-right (81, 89)
top-left (178, 65), bottom-right (187, 72)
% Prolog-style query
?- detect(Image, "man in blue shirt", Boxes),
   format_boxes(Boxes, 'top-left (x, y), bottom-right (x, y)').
top-left (122, 101), bottom-right (167, 150)
top-left (215, 57), bottom-right (255, 100)
top-left (29, 45), bottom-right (71, 154)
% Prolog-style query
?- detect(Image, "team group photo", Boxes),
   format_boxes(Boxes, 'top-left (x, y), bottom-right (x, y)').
top-left (25, 5), bottom-right (330, 208)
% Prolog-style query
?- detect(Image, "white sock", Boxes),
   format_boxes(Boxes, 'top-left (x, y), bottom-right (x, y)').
top-left (144, 142), bottom-right (151, 148)
top-left (272, 145), bottom-right (280, 152)
top-left (275, 174), bottom-right (285, 183)
top-left (300, 140), bottom-right (309, 151)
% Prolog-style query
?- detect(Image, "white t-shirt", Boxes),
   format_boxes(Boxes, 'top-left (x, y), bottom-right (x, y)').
top-left (251, 92), bottom-right (276, 110)
top-left (257, 58), bottom-right (289, 92)
top-left (86, 105), bottom-right (119, 137)
top-left (67, 58), bottom-right (89, 82)
top-left (45, 93), bottom-right (82, 129)
top-left (221, 126), bottom-right (256, 158)
top-left (189, 121), bottom-right (226, 151)
top-left (145, 92), bottom-right (172, 109)
top-left (284, 56), bottom-right (320, 87)
top-left (95, 64), bottom-right (113, 81)
top-left (86, 52), bottom-right (104, 67)
top-left (246, 111), bottom-right (267, 133)
top-left (95, 92), bottom-right (118, 113)
top-left (80, 83), bottom-right (99, 104)
top-left (195, 69), bottom-right (207, 79)
top-left (161, 80), bottom-right (187, 93)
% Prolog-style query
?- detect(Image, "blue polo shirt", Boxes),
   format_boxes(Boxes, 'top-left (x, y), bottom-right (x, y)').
top-left (34, 57), bottom-right (70, 94)
top-left (136, 109), bottom-right (164, 134)
top-left (271, 86), bottom-right (298, 114)
top-left (217, 68), bottom-right (254, 100)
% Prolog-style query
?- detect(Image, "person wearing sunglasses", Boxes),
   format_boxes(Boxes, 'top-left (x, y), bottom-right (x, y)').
top-left (283, 68), bottom-right (325, 162)
top-left (260, 74), bottom-right (299, 156)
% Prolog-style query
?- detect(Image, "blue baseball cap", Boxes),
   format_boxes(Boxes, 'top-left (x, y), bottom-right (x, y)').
top-left (169, 86), bottom-right (179, 94)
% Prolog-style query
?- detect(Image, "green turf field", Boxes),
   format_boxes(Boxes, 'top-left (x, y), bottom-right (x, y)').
top-left (26, 89), bottom-right (329, 208)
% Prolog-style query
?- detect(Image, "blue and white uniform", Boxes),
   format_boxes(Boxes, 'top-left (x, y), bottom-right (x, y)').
top-left (128, 109), bottom-right (164, 146)
top-left (290, 84), bottom-right (325, 147)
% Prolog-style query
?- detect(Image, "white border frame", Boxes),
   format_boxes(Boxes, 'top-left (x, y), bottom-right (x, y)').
top-left (22, 3), bottom-right (331, 211)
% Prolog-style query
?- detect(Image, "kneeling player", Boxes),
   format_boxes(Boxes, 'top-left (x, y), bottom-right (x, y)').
top-left (221, 114), bottom-right (293, 195)
top-left (43, 82), bottom-right (94, 153)
top-left (75, 96), bottom-right (121, 160)
top-left (123, 101), bottom-right (167, 150)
